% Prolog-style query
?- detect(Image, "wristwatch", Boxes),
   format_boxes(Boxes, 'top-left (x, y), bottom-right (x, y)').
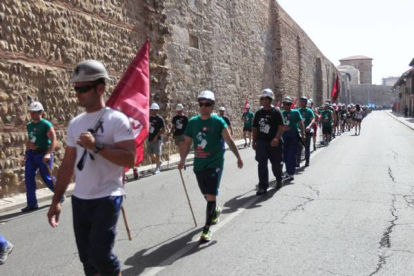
top-left (94, 142), bottom-right (104, 153)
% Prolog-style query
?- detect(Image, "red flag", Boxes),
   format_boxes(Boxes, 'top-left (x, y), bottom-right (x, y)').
top-left (291, 98), bottom-right (297, 109)
top-left (331, 75), bottom-right (340, 102)
top-left (106, 40), bottom-right (150, 166)
top-left (243, 99), bottom-right (249, 113)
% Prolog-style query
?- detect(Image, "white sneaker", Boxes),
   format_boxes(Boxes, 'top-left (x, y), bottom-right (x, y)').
top-left (0, 241), bottom-right (14, 265)
top-left (153, 168), bottom-right (161, 175)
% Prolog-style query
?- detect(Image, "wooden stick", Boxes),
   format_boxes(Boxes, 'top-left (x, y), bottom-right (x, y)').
top-left (179, 169), bottom-right (197, 227)
top-left (121, 205), bottom-right (133, 241)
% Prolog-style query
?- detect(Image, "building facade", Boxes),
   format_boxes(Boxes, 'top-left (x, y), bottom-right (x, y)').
top-left (339, 55), bottom-right (373, 85)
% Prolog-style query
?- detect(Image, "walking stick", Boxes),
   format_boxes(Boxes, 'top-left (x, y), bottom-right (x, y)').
top-left (179, 169), bottom-right (197, 227)
top-left (122, 173), bottom-right (133, 241)
top-left (121, 206), bottom-right (133, 241)
top-left (167, 138), bottom-right (172, 168)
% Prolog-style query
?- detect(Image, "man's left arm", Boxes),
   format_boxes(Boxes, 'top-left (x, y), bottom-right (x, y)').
top-left (78, 133), bottom-right (136, 168)
top-left (44, 127), bottom-right (57, 162)
top-left (222, 128), bottom-right (243, 169)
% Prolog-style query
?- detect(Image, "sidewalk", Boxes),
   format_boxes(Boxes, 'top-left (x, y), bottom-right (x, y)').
top-left (0, 139), bottom-right (246, 214)
top-left (385, 110), bottom-right (414, 130)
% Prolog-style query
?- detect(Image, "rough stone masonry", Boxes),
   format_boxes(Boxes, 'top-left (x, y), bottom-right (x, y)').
top-left (0, 0), bottom-right (337, 198)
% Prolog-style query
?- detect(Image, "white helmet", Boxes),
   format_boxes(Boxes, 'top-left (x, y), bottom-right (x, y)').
top-left (198, 90), bottom-right (215, 102)
top-left (29, 101), bottom-right (44, 111)
top-left (176, 104), bottom-right (184, 111)
top-left (260, 89), bottom-right (274, 99)
top-left (282, 96), bottom-right (293, 104)
top-left (70, 60), bottom-right (110, 83)
top-left (246, 104), bottom-right (251, 109)
top-left (150, 103), bottom-right (160, 110)
top-left (219, 107), bottom-right (226, 111)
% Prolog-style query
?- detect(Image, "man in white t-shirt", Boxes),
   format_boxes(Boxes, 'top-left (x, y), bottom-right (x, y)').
top-left (47, 60), bottom-right (135, 276)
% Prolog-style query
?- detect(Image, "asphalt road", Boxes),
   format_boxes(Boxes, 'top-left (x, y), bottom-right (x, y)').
top-left (1, 111), bottom-right (414, 276)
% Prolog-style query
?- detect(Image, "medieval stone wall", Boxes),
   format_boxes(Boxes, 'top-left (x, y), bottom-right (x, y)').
top-left (0, 0), bottom-right (338, 198)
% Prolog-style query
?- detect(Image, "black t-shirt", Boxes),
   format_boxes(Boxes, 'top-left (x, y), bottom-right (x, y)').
top-left (149, 115), bottom-right (165, 141)
top-left (253, 107), bottom-right (284, 141)
top-left (172, 115), bottom-right (189, 136)
top-left (221, 116), bottom-right (231, 126)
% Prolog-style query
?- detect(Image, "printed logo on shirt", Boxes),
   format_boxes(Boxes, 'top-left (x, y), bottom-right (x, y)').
top-left (196, 132), bottom-right (208, 149)
top-left (259, 118), bottom-right (270, 134)
top-left (176, 119), bottom-right (183, 130)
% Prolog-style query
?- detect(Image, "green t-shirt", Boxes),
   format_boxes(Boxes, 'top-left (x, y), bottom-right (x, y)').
top-left (282, 109), bottom-right (302, 133)
top-left (321, 110), bottom-right (333, 126)
top-left (242, 111), bottom-right (254, 128)
top-left (27, 118), bottom-right (53, 151)
top-left (298, 107), bottom-right (315, 127)
top-left (185, 114), bottom-right (228, 172)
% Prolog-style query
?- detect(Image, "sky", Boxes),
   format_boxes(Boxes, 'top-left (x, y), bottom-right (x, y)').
top-left (277, 0), bottom-right (414, 84)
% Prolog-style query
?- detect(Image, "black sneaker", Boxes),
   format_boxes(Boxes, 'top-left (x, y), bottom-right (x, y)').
top-left (276, 180), bottom-right (283, 190)
top-left (21, 205), bottom-right (39, 212)
top-left (305, 161), bottom-right (310, 167)
top-left (256, 188), bottom-right (267, 196)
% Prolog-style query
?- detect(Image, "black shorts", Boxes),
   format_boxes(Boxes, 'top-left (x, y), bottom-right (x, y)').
top-left (355, 119), bottom-right (362, 123)
top-left (243, 126), bottom-right (252, 132)
top-left (322, 126), bottom-right (332, 135)
top-left (195, 168), bottom-right (222, 196)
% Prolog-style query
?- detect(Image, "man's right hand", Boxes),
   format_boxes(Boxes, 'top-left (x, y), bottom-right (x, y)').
top-left (178, 160), bottom-right (185, 170)
top-left (21, 155), bottom-right (27, 166)
top-left (47, 202), bottom-right (62, 228)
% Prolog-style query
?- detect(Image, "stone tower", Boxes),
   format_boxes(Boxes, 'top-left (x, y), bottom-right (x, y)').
top-left (339, 56), bottom-right (373, 84)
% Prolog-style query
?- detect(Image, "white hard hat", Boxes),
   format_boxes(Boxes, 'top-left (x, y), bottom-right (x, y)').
top-left (219, 107), bottom-right (226, 111)
top-left (150, 103), bottom-right (160, 110)
top-left (246, 104), bottom-right (251, 109)
top-left (70, 60), bottom-right (110, 83)
top-left (29, 101), bottom-right (44, 111)
top-left (282, 96), bottom-right (293, 104)
top-left (176, 104), bottom-right (184, 111)
top-left (198, 90), bottom-right (215, 102)
top-left (260, 89), bottom-right (274, 99)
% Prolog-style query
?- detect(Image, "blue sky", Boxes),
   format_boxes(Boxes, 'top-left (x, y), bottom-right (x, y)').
top-left (277, 0), bottom-right (414, 84)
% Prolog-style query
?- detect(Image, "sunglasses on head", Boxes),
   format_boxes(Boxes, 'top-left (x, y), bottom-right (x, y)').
top-left (74, 83), bottom-right (99, 94)
top-left (198, 102), bottom-right (213, 107)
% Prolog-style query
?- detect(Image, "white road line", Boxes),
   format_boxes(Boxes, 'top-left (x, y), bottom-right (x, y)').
top-left (141, 132), bottom-right (347, 276)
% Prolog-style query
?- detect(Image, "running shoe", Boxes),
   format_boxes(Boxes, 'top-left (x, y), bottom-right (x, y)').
top-left (211, 207), bottom-right (222, 225)
top-left (200, 229), bottom-right (212, 243)
top-left (153, 167), bottom-right (161, 175)
top-left (284, 174), bottom-right (294, 181)
top-left (0, 241), bottom-right (14, 265)
top-left (256, 188), bottom-right (267, 196)
top-left (21, 205), bottom-right (39, 212)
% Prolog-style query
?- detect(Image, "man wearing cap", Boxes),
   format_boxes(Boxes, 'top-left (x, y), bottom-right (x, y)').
top-left (252, 89), bottom-right (285, 195)
top-left (47, 60), bottom-right (136, 276)
top-left (218, 107), bottom-right (233, 136)
top-left (178, 90), bottom-right (243, 242)
top-left (281, 96), bottom-right (305, 180)
top-left (21, 101), bottom-right (57, 212)
top-left (242, 104), bottom-right (254, 147)
top-left (148, 103), bottom-right (165, 175)
top-left (170, 104), bottom-right (188, 148)
top-left (321, 103), bottom-right (333, 144)
top-left (296, 96), bottom-right (315, 167)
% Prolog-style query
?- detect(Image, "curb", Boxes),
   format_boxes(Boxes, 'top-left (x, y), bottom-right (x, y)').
top-left (385, 111), bottom-right (414, 131)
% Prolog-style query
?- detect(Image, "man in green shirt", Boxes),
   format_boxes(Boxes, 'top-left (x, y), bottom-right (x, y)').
top-left (281, 97), bottom-right (305, 180)
top-left (242, 104), bottom-right (254, 147)
top-left (296, 96), bottom-right (315, 167)
top-left (22, 101), bottom-right (57, 212)
top-left (321, 103), bottom-right (333, 145)
top-left (178, 90), bottom-right (243, 243)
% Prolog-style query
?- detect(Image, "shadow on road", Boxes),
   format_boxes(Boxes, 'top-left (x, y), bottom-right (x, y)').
top-left (122, 228), bottom-right (216, 275)
top-left (0, 205), bottom-right (50, 223)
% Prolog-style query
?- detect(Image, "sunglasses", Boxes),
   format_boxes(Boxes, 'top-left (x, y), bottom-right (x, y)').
top-left (74, 83), bottom-right (98, 94)
top-left (198, 102), bottom-right (213, 107)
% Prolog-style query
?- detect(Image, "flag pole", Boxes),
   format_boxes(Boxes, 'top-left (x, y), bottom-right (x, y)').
top-left (122, 173), bottom-right (133, 241)
top-left (179, 169), bottom-right (197, 227)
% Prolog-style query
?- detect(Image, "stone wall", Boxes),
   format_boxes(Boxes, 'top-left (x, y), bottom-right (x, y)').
top-left (350, 85), bottom-right (393, 106)
top-left (0, 0), bottom-right (338, 198)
